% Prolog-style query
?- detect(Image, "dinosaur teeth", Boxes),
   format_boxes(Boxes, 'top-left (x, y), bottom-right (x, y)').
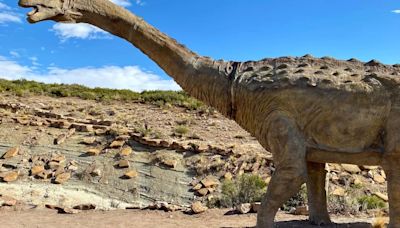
top-left (27, 7), bottom-right (38, 16)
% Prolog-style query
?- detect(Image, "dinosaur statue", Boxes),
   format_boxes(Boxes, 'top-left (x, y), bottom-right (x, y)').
top-left (18, 0), bottom-right (400, 227)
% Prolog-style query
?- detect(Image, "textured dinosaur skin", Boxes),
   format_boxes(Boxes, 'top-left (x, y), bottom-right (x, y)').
top-left (18, 0), bottom-right (400, 227)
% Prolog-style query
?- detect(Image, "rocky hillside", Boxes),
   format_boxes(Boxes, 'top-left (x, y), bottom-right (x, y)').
top-left (0, 80), bottom-right (389, 216)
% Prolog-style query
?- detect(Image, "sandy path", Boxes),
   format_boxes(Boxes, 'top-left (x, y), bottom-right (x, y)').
top-left (0, 208), bottom-right (380, 228)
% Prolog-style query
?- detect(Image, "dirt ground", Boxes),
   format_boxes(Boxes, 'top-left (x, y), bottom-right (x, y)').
top-left (0, 208), bottom-right (381, 228)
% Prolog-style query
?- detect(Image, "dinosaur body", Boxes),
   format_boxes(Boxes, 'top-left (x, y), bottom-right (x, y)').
top-left (234, 57), bottom-right (398, 154)
top-left (18, 0), bottom-right (400, 227)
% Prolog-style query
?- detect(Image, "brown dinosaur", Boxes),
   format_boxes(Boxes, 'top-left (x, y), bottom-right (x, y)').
top-left (18, 0), bottom-right (400, 227)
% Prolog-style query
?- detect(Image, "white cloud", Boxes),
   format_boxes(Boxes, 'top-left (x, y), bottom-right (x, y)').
top-left (135, 0), bottom-right (145, 6)
top-left (392, 10), bottom-right (400, 14)
top-left (0, 2), bottom-right (10, 10)
top-left (0, 12), bottom-right (21, 24)
top-left (109, 0), bottom-right (131, 7)
top-left (0, 56), bottom-right (180, 92)
top-left (0, 1), bottom-right (21, 24)
top-left (9, 51), bottom-right (20, 58)
top-left (52, 23), bottom-right (108, 41)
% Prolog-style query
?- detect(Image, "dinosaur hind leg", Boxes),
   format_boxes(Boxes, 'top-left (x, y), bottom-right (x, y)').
top-left (256, 115), bottom-right (307, 228)
top-left (306, 161), bottom-right (331, 225)
top-left (383, 113), bottom-right (400, 228)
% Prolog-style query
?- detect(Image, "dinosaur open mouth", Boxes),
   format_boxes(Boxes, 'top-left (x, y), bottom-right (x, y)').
top-left (19, 3), bottom-right (58, 24)
top-left (27, 6), bottom-right (39, 17)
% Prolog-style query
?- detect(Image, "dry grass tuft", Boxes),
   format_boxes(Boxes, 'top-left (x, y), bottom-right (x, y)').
top-left (372, 216), bottom-right (386, 228)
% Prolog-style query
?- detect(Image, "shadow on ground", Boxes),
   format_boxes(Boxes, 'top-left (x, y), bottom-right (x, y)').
top-left (222, 221), bottom-right (373, 228)
top-left (275, 220), bottom-right (372, 228)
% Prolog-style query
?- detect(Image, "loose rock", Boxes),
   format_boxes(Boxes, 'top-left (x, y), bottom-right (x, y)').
top-left (201, 175), bottom-right (219, 188)
top-left (374, 192), bottom-right (389, 201)
top-left (162, 159), bottom-right (178, 169)
top-left (82, 137), bottom-right (97, 145)
top-left (91, 168), bottom-right (102, 177)
top-left (119, 147), bottom-right (132, 157)
top-left (373, 174), bottom-right (386, 184)
top-left (0, 195), bottom-right (17, 206)
top-left (237, 203), bottom-right (251, 214)
top-left (123, 169), bottom-right (138, 179)
top-left (54, 172), bottom-right (71, 184)
top-left (2, 171), bottom-right (18, 182)
top-left (332, 187), bottom-right (346, 196)
top-left (2, 147), bottom-right (19, 159)
top-left (192, 183), bottom-right (202, 191)
top-left (197, 188), bottom-right (209, 196)
top-left (191, 201), bottom-right (207, 214)
top-left (293, 205), bottom-right (309, 215)
top-left (341, 164), bottom-right (361, 174)
top-left (86, 148), bottom-right (101, 156)
top-left (117, 160), bottom-right (130, 168)
top-left (110, 140), bottom-right (125, 148)
top-left (31, 165), bottom-right (45, 176)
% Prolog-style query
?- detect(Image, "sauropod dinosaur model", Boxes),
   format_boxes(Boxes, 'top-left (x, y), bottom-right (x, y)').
top-left (18, 0), bottom-right (400, 227)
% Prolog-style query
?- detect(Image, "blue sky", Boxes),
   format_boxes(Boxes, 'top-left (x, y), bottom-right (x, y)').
top-left (0, 0), bottom-right (399, 91)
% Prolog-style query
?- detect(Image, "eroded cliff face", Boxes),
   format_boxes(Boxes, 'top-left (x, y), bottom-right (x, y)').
top-left (0, 94), bottom-right (268, 211)
top-left (0, 94), bottom-right (389, 216)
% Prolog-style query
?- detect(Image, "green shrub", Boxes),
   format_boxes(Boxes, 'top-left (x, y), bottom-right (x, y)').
top-left (357, 195), bottom-right (386, 210)
top-left (220, 174), bottom-right (267, 207)
top-left (281, 184), bottom-right (308, 211)
top-left (174, 125), bottom-right (189, 136)
top-left (136, 127), bottom-right (152, 137)
top-left (0, 78), bottom-right (206, 110)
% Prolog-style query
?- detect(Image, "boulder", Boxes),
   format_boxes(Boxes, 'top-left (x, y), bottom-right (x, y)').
top-left (293, 205), bottom-right (309, 215)
top-left (49, 120), bottom-right (71, 129)
top-left (2, 171), bottom-right (18, 182)
top-left (196, 188), bottom-right (209, 196)
top-left (90, 168), bottom-right (102, 177)
top-left (117, 160), bottom-right (130, 168)
top-left (86, 148), bottom-right (101, 156)
top-left (82, 137), bottom-right (97, 145)
top-left (201, 175), bottom-right (219, 188)
top-left (31, 165), bottom-right (45, 176)
top-left (162, 159), bottom-right (178, 169)
top-left (373, 174), bottom-right (386, 184)
top-left (341, 164), bottom-right (361, 174)
top-left (2, 147), bottom-right (19, 159)
top-left (51, 154), bottom-right (66, 163)
top-left (332, 187), bottom-right (346, 196)
top-left (110, 140), bottom-right (125, 148)
top-left (236, 203), bottom-right (251, 214)
top-left (191, 201), bottom-right (207, 214)
top-left (374, 192), bottom-right (389, 201)
top-left (70, 124), bottom-right (93, 132)
top-left (0, 195), bottom-right (17, 206)
top-left (353, 177), bottom-right (363, 186)
top-left (36, 170), bottom-right (51, 179)
top-left (119, 147), bottom-right (133, 157)
top-left (54, 172), bottom-right (71, 184)
top-left (123, 170), bottom-right (138, 179)
top-left (48, 161), bottom-right (62, 170)
top-left (361, 165), bottom-right (379, 170)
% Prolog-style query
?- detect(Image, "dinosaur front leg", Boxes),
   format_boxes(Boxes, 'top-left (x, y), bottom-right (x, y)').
top-left (306, 161), bottom-right (331, 225)
top-left (385, 164), bottom-right (400, 228)
top-left (256, 115), bottom-right (307, 228)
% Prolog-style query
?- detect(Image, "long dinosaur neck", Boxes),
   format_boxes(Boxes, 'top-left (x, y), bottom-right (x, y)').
top-left (72, 0), bottom-right (234, 116)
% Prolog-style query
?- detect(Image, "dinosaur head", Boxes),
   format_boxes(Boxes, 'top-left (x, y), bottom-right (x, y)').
top-left (19, 0), bottom-right (82, 24)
